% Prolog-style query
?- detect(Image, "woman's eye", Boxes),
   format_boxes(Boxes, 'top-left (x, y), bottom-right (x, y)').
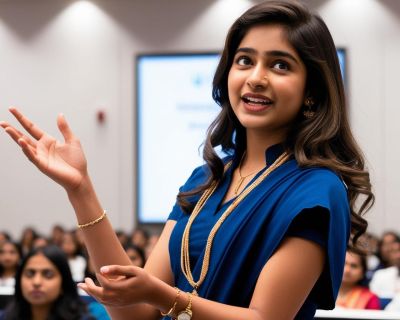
top-left (42, 270), bottom-right (55, 279)
top-left (236, 56), bottom-right (252, 66)
top-left (272, 61), bottom-right (289, 71)
top-left (23, 270), bottom-right (35, 278)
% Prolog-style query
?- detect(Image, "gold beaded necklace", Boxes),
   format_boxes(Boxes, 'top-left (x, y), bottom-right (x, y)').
top-left (180, 152), bottom-right (290, 296)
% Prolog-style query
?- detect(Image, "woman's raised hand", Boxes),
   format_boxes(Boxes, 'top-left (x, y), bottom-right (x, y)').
top-left (1, 107), bottom-right (88, 191)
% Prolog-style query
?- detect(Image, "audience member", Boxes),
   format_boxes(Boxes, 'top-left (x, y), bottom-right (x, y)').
top-left (370, 240), bottom-right (400, 299)
top-left (19, 227), bottom-right (38, 257)
top-left (124, 244), bottom-right (145, 268)
top-left (0, 241), bottom-right (22, 288)
top-left (336, 249), bottom-right (380, 310)
top-left (32, 236), bottom-right (49, 250)
top-left (0, 245), bottom-right (94, 320)
top-left (376, 231), bottom-right (400, 270)
top-left (129, 228), bottom-right (149, 251)
top-left (0, 233), bottom-right (11, 246)
top-left (50, 225), bottom-right (65, 247)
top-left (61, 232), bottom-right (86, 283)
top-left (115, 230), bottom-right (129, 248)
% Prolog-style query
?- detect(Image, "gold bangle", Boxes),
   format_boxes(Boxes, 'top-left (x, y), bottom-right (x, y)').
top-left (160, 288), bottom-right (181, 317)
top-left (161, 288), bottom-right (181, 317)
top-left (176, 292), bottom-right (193, 320)
top-left (77, 210), bottom-right (107, 229)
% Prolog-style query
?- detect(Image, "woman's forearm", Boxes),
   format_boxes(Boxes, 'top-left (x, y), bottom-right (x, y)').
top-left (67, 177), bottom-right (159, 320)
top-left (67, 175), bottom-right (130, 268)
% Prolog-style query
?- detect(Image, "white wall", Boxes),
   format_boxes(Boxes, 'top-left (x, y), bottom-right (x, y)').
top-left (0, 0), bottom-right (398, 239)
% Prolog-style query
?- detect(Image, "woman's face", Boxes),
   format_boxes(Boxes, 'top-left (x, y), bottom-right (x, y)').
top-left (342, 252), bottom-right (364, 287)
top-left (126, 248), bottom-right (144, 268)
top-left (381, 233), bottom-right (398, 260)
top-left (0, 242), bottom-right (20, 270)
top-left (61, 233), bottom-right (77, 257)
top-left (21, 253), bottom-right (62, 307)
top-left (228, 24), bottom-right (307, 141)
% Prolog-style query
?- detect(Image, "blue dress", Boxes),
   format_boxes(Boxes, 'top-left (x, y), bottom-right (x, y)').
top-left (167, 145), bottom-right (350, 319)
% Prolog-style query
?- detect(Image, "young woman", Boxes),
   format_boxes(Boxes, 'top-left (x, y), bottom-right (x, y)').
top-left (337, 249), bottom-right (380, 310)
top-left (19, 227), bottom-right (38, 257)
top-left (0, 1), bottom-right (373, 319)
top-left (61, 231), bottom-right (87, 283)
top-left (1, 245), bottom-right (93, 320)
top-left (124, 244), bottom-right (146, 268)
top-left (0, 241), bottom-right (22, 288)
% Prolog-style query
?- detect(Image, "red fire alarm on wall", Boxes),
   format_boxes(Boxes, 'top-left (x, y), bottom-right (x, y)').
top-left (97, 110), bottom-right (106, 124)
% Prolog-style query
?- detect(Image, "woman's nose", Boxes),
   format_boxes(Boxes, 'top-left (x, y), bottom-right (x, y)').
top-left (246, 66), bottom-right (268, 90)
top-left (32, 274), bottom-right (42, 286)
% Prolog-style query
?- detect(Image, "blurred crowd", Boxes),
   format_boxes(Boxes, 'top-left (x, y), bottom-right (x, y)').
top-left (336, 230), bottom-right (400, 311)
top-left (3, 226), bottom-right (400, 317)
top-left (0, 225), bottom-right (159, 319)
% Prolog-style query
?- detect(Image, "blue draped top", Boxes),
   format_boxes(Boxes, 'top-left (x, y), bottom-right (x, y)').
top-left (166, 145), bottom-right (350, 319)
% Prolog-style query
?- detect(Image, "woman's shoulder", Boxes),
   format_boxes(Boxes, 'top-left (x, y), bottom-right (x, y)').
top-left (296, 165), bottom-right (347, 192)
top-left (180, 155), bottom-right (234, 191)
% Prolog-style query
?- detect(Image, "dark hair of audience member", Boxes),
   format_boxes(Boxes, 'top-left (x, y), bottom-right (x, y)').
top-left (0, 241), bottom-right (22, 278)
top-left (124, 244), bottom-right (146, 268)
top-left (347, 247), bottom-right (368, 286)
top-left (0, 231), bottom-right (12, 244)
top-left (2, 245), bottom-right (92, 320)
top-left (19, 227), bottom-right (38, 256)
top-left (377, 231), bottom-right (400, 268)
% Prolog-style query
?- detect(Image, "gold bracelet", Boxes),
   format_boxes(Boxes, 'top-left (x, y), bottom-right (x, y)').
top-left (77, 210), bottom-right (107, 229)
top-left (160, 287), bottom-right (181, 317)
top-left (176, 292), bottom-right (193, 320)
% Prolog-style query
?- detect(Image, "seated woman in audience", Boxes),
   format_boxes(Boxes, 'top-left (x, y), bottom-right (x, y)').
top-left (32, 235), bottom-right (50, 250)
top-left (129, 228), bottom-right (149, 251)
top-left (0, 245), bottom-right (94, 320)
top-left (370, 240), bottom-right (400, 302)
top-left (19, 227), bottom-right (38, 257)
top-left (0, 232), bottom-right (11, 246)
top-left (376, 231), bottom-right (400, 270)
top-left (61, 231), bottom-right (87, 283)
top-left (124, 244), bottom-right (145, 268)
top-left (50, 225), bottom-right (65, 247)
top-left (0, 241), bottom-right (22, 288)
top-left (336, 248), bottom-right (381, 310)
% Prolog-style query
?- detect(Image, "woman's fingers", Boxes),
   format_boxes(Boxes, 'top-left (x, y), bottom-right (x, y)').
top-left (2, 126), bottom-right (23, 145)
top-left (9, 107), bottom-right (45, 140)
top-left (57, 114), bottom-right (75, 143)
top-left (78, 278), bottom-right (106, 302)
top-left (1, 121), bottom-right (37, 150)
top-left (100, 265), bottom-right (139, 278)
top-left (18, 138), bottom-right (41, 165)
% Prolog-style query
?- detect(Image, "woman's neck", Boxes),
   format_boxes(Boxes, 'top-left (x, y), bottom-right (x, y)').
top-left (244, 129), bottom-right (285, 166)
top-left (31, 305), bottom-right (51, 320)
top-left (1, 268), bottom-right (16, 278)
top-left (338, 283), bottom-right (354, 296)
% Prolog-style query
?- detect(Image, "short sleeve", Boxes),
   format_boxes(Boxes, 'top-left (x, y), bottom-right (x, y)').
top-left (286, 207), bottom-right (329, 248)
top-left (276, 168), bottom-right (350, 309)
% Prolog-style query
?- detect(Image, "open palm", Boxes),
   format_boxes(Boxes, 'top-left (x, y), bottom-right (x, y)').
top-left (1, 107), bottom-right (88, 191)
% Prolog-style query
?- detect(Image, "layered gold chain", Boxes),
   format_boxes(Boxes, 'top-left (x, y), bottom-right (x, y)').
top-left (180, 152), bottom-right (290, 295)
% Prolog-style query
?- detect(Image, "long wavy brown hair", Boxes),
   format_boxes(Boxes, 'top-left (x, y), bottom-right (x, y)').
top-left (177, 0), bottom-right (374, 247)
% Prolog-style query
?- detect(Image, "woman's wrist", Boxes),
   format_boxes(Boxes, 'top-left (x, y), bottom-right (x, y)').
top-left (147, 278), bottom-right (192, 319)
top-left (66, 173), bottom-right (93, 199)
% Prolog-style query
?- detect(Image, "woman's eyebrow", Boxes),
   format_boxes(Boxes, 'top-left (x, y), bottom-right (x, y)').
top-left (235, 47), bottom-right (300, 64)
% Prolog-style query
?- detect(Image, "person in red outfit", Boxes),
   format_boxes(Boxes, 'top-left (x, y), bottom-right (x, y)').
top-left (337, 248), bottom-right (381, 310)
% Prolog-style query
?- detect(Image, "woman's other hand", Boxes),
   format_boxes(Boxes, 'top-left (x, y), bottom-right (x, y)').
top-left (78, 265), bottom-right (156, 308)
top-left (1, 107), bottom-right (88, 191)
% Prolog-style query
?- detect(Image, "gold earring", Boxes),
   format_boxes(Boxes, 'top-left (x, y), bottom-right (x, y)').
top-left (303, 97), bottom-right (315, 119)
